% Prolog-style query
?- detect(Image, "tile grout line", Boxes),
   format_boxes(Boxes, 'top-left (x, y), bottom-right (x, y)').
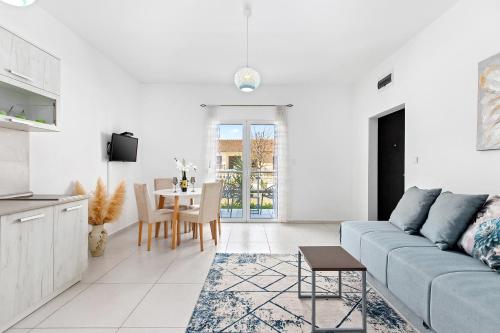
top-left (264, 225), bottom-right (271, 254)
top-left (19, 224), bottom-right (340, 332)
top-left (117, 282), bottom-right (157, 329)
top-left (21, 282), bottom-right (92, 330)
top-left (32, 249), bottom-right (137, 330)
top-left (224, 226), bottom-right (232, 252)
top-left (89, 249), bottom-right (138, 283)
top-left (117, 230), bottom-right (210, 329)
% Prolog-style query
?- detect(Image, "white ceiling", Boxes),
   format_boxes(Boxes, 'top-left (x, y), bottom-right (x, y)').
top-left (38, 0), bottom-right (458, 85)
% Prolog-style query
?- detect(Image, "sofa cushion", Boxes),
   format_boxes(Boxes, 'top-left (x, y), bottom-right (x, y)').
top-left (459, 195), bottom-right (500, 254)
top-left (340, 221), bottom-right (399, 260)
top-left (430, 272), bottom-right (500, 333)
top-left (360, 232), bottom-right (434, 286)
top-left (468, 218), bottom-right (500, 271)
top-left (389, 186), bottom-right (441, 234)
top-left (387, 247), bottom-right (491, 324)
top-left (420, 192), bottom-right (488, 250)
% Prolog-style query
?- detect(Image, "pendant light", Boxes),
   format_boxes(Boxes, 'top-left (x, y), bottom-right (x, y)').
top-left (0, 0), bottom-right (37, 6)
top-left (234, 7), bottom-right (261, 92)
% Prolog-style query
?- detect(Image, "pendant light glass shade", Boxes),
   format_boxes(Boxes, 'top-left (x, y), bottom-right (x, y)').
top-left (1, 0), bottom-right (37, 6)
top-left (234, 66), bottom-right (261, 92)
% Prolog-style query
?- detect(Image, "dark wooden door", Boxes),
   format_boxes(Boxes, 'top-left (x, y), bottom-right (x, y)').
top-left (378, 109), bottom-right (405, 220)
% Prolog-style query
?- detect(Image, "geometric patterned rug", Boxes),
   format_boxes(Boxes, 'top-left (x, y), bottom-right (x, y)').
top-left (186, 253), bottom-right (417, 332)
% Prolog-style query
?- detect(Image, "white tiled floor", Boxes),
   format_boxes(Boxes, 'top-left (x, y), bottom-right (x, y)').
top-left (9, 222), bottom-right (340, 333)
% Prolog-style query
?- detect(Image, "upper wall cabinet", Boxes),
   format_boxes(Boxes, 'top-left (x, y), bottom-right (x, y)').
top-left (44, 54), bottom-right (60, 95)
top-left (0, 26), bottom-right (61, 132)
top-left (0, 26), bottom-right (60, 96)
top-left (9, 36), bottom-right (46, 89)
top-left (0, 27), bottom-right (12, 77)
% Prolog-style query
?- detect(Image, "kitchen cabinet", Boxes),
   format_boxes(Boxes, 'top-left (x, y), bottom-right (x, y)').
top-left (0, 26), bottom-right (60, 96)
top-left (0, 207), bottom-right (54, 326)
top-left (44, 54), bottom-right (61, 95)
top-left (0, 26), bottom-right (61, 132)
top-left (8, 36), bottom-right (46, 89)
top-left (53, 201), bottom-right (88, 291)
top-left (0, 199), bottom-right (88, 332)
top-left (0, 27), bottom-right (12, 79)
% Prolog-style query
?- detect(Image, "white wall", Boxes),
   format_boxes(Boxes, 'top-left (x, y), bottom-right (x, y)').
top-left (0, 4), bottom-right (142, 233)
top-left (352, 0), bottom-right (500, 219)
top-left (139, 83), bottom-right (356, 221)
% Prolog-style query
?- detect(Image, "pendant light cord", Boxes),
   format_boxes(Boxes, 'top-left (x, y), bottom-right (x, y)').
top-left (246, 13), bottom-right (249, 67)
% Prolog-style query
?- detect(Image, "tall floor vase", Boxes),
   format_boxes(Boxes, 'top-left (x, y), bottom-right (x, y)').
top-left (88, 224), bottom-right (108, 257)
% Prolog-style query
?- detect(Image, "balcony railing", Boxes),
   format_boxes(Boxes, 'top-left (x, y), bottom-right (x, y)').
top-left (216, 169), bottom-right (277, 219)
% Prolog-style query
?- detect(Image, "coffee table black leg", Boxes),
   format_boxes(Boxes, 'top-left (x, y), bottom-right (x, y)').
top-left (311, 270), bottom-right (316, 330)
top-left (362, 271), bottom-right (367, 332)
top-left (338, 271), bottom-right (342, 296)
top-left (309, 271), bottom-right (367, 332)
top-left (298, 251), bottom-right (302, 297)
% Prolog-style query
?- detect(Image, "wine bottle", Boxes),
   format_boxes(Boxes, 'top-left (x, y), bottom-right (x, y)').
top-left (181, 171), bottom-right (188, 192)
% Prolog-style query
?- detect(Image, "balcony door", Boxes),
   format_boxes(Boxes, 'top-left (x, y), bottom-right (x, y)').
top-left (216, 122), bottom-right (278, 222)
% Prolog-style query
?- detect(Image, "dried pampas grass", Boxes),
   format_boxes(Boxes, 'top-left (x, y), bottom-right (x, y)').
top-left (73, 178), bottom-right (126, 225)
top-left (90, 178), bottom-right (107, 225)
top-left (103, 180), bottom-right (126, 223)
top-left (74, 181), bottom-right (86, 196)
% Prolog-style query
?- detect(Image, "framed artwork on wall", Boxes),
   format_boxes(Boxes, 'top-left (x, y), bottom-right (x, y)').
top-left (477, 53), bottom-right (500, 150)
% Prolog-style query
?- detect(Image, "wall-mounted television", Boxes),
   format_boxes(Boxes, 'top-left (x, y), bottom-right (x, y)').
top-left (108, 133), bottom-right (138, 162)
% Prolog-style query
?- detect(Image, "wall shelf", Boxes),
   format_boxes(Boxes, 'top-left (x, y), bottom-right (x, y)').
top-left (0, 114), bottom-right (58, 132)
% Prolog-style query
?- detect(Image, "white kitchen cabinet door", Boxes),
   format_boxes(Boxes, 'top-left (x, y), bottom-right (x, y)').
top-left (53, 200), bottom-right (88, 291)
top-left (0, 207), bottom-right (54, 326)
top-left (44, 54), bottom-right (60, 95)
top-left (0, 27), bottom-right (13, 79)
top-left (7, 36), bottom-right (45, 89)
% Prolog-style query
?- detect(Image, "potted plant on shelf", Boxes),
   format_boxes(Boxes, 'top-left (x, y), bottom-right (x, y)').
top-left (74, 178), bottom-right (126, 257)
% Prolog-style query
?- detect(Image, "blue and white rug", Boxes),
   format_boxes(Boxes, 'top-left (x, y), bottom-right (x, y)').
top-left (187, 253), bottom-right (416, 333)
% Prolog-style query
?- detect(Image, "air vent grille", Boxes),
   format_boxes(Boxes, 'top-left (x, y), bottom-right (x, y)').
top-left (377, 73), bottom-right (392, 90)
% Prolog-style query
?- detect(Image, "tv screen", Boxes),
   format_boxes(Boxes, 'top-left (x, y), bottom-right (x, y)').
top-left (109, 133), bottom-right (138, 162)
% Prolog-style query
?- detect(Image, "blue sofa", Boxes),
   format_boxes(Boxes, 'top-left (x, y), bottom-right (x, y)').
top-left (341, 221), bottom-right (500, 333)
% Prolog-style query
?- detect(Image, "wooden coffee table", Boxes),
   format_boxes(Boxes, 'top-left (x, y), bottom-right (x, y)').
top-left (298, 246), bottom-right (367, 333)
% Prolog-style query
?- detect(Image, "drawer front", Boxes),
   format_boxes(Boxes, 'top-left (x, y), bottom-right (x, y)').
top-left (53, 200), bottom-right (88, 290)
top-left (0, 207), bottom-right (54, 325)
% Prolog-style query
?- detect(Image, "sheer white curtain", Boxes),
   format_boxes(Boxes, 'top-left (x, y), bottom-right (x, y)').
top-left (275, 106), bottom-right (288, 222)
top-left (204, 106), bottom-right (219, 182)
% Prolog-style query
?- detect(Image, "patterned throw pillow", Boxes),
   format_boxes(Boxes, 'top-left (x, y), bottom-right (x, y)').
top-left (471, 218), bottom-right (500, 271)
top-left (459, 195), bottom-right (500, 254)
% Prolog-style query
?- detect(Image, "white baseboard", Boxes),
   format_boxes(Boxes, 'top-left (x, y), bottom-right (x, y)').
top-left (286, 220), bottom-right (342, 224)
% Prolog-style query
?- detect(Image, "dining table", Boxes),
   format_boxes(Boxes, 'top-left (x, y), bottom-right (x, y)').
top-left (153, 187), bottom-right (202, 249)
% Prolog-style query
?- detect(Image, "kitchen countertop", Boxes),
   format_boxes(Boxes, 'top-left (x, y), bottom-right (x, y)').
top-left (0, 195), bottom-right (89, 216)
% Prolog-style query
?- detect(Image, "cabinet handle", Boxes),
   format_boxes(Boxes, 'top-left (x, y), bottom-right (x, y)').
top-left (5, 68), bottom-right (33, 82)
top-left (17, 214), bottom-right (45, 223)
top-left (64, 205), bottom-right (82, 212)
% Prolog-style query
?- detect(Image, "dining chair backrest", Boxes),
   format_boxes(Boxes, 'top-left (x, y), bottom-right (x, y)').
top-left (134, 183), bottom-right (153, 223)
top-left (154, 178), bottom-right (174, 207)
top-left (198, 182), bottom-right (223, 223)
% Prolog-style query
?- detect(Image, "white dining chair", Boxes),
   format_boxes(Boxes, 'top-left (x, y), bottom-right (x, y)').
top-left (154, 178), bottom-right (191, 233)
top-left (188, 179), bottom-right (224, 238)
top-left (134, 183), bottom-right (172, 251)
top-left (178, 182), bottom-right (223, 251)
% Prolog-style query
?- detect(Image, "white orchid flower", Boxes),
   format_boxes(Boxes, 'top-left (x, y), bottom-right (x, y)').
top-left (174, 158), bottom-right (196, 172)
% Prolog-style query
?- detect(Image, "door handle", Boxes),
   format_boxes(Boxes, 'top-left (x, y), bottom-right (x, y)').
top-left (5, 68), bottom-right (33, 82)
top-left (64, 205), bottom-right (82, 212)
top-left (17, 214), bottom-right (45, 223)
